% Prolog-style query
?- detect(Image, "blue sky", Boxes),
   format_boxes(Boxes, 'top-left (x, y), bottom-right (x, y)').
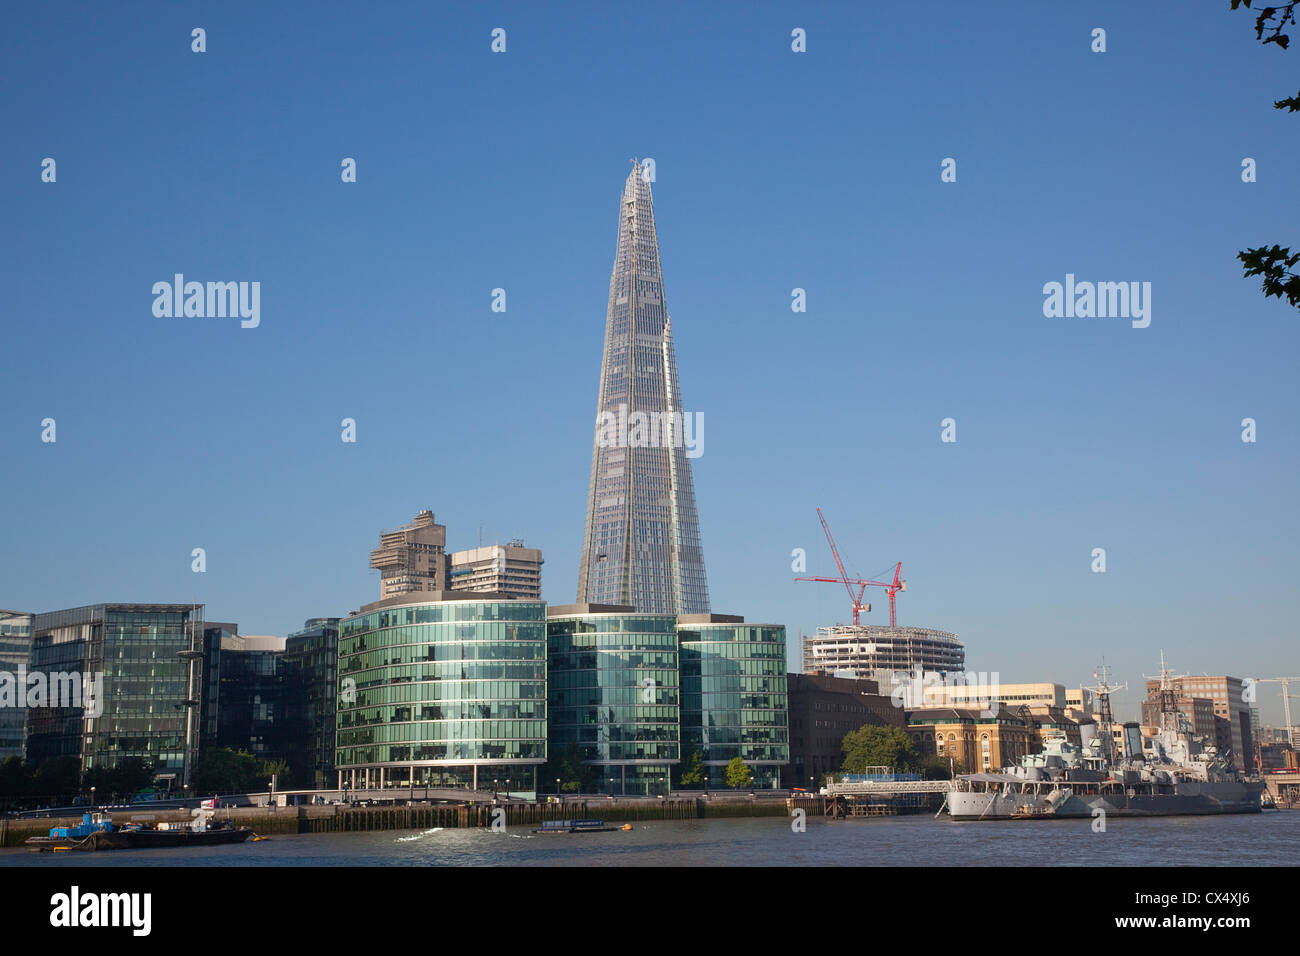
top-left (3, 2), bottom-right (1298, 723)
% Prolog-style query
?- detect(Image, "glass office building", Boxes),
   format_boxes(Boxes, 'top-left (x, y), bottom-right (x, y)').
top-left (284, 617), bottom-right (340, 790)
top-left (546, 604), bottom-right (679, 796)
top-left (335, 594), bottom-right (547, 795)
top-left (26, 604), bottom-right (201, 779)
top-left (0, 610), bottom-right (33, 760)
top-left (200, 630), bottom-right (293, 764)
top-left (678, 614), bottom-right (790, 789)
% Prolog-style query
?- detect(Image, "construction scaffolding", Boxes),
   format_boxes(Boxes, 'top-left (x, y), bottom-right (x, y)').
top-left (802, 625), bottom-right (965, 685)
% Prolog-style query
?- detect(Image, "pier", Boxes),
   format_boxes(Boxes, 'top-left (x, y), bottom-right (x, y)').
top-left (821, 779), bottom-right (954, 818)
top-left (1263, 771), bottom-right (1300, 808)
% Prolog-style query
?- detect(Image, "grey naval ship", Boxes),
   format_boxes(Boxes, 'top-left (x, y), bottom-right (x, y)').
top-left (945, 661), bottom-right (1264, 821)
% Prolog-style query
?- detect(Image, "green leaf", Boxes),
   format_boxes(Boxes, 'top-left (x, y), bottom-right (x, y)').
top-left (1238, 245), bottom-right (1300, 311)
top-left (1274, 91), bottom-right (1300, 111)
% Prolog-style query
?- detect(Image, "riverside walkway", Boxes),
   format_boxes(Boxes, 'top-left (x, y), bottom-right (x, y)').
top-left (280, 787), bottom-right (505, 805)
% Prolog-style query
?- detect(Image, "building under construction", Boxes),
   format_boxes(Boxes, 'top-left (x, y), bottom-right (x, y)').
top-left (801, 624), bottom-right (965, 687)
top-left (793, 507), bottom-right (964, 689)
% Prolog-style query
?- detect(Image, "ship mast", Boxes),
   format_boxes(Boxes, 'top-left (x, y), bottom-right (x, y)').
top-left (1083, 662), bottom-right (1127, 770)
top-left (1143, 649), bottom-right (1188, 736)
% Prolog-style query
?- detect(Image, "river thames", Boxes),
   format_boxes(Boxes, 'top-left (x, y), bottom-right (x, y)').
top-left (2, 811), bottom-right (1296, 866)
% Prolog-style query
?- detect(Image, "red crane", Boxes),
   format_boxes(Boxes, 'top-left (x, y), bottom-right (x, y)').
top-left (794, 507), bottom-right (906, 626)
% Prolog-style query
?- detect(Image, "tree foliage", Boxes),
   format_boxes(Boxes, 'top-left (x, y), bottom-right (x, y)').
top-left (83, 756), bottom-right (156, 800)
top-left (841, 724), bottom-right (921, 774)
top-left (1, 756), bottom-right (118, 806)
top-left (191, 748), bottom-right (271, 795)
top-left (0, 756), bottom-right (34, 802)
top-left (724, 756), bottom-right (754, 789)
top-left (676, 745), bottom-right (705, 787)
top-left (540, 744), bottom-right (593, 794)
top-left (1239, 245), bottom-right (1300, 309)
top-left (920, 754), bottom-right (964, 780)
top-left (1232, 0), bottom-right (1297, 49)
top-left (34, 756), bottom-right (81, 798)
top-left (1232, 2), bottom-right (1300, 311)
top-left (261, 759), bottom-right (290, 787)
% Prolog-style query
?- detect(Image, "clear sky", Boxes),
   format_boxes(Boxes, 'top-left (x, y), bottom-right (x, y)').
top-left (3, 2), bottom-right (1298, 724)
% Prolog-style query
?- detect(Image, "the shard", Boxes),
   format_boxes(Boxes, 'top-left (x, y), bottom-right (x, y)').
top-left (576, 162), bottom-right (710, 615)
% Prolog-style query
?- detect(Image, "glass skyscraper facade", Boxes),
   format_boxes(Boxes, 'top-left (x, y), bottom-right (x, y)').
top-left (546, 604), bottom-right (679, 796)
top-left (284, 617), bottom-right (340, 790)
top-left (26, 604), bottom-right (201, 778)
top-left (335, 596), bottom-right (547, 794)
top-left (0, 610), bottom-right (33, 760)
top-left (576, 163), bottom-right (710, 615)
top-left (678, 615), bottom-right (790, 789)
top-left (200, 630), bottom-right (294, 765)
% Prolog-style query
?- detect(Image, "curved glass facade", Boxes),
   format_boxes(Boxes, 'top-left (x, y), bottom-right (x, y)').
top-left (678, 622), bottom-right (790, 788)
top-left (335, 599), bottom-right (547, 792)
top-left (547, 611), bottom-right (679, 796)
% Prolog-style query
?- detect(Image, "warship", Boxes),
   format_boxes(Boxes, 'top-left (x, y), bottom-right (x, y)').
top-left (945, 659), bottom-right (1264, 821)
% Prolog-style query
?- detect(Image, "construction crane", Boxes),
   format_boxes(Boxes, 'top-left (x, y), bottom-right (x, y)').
top-left (794, 507), bottom-right (906, 626)
top-left (1256, 677), bottom-right (1300, 747)
top-left (869, 561), bottom-right (907, 628)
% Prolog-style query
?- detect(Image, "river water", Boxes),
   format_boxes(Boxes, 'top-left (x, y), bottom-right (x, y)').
top-left (2, 811), bottom-right (1296, 866)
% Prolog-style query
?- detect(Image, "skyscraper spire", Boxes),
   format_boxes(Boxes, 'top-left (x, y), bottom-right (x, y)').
top-left (576, 163), bottom-right (710, 614)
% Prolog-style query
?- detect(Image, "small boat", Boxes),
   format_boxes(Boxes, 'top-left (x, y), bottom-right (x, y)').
top-left (1010, 804), bottom-right (1056, 820)
top-left (531, 818), bottom-right (623, 834)
top-left (25, 812), bottom-right (256, 852)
